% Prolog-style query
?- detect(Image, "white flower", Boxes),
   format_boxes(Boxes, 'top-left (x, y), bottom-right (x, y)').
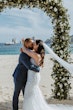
top-left (54, 0), bottom-right (58, 3)
top-left (57, 93), bottom-right (60, 95)
top-left (49, 0), bottom-right (52, 2)
top-left (64, 83), bottom-right (67, 86)
top-left (60, 50), bottom-right (63, 54)
top-left (54, 7), bottom-right (57, 12)
top-left (61, 89), bottom-right (64, 92)
top-left (60, 84), bottom-right (62, 88)
top-left (62, 36), bottom-right (65, 40)
top-left (4, 0), bottom-right (7, 3)
top-left (62, 78), bottom-right (65, 81)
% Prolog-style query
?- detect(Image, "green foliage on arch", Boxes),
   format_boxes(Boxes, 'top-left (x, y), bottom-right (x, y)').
top-left (0, 0), bottom-right (71, 100)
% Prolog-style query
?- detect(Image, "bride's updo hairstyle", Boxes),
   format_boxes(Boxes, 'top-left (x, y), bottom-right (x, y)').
top-left (36, 40), bottom-right (45, 67)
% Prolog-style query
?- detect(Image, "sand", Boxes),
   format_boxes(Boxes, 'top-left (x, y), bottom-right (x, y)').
top-left (0, 54), bottom-right (73, 110)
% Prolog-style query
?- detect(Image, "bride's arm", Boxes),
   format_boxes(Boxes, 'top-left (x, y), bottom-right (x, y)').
top-left (22, 47), bottom-right (41, 66)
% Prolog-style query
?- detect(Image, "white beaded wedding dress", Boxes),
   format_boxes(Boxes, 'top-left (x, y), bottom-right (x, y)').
top-left (23, 57), bottom-right (73, 110)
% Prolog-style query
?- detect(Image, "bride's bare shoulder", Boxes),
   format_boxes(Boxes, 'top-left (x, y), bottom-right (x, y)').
top-left (31, 50), bottom-right (41, 58)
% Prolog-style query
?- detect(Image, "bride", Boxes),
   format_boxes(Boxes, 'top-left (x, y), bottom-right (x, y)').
top-left (22, 40), bottom-right (73, 110)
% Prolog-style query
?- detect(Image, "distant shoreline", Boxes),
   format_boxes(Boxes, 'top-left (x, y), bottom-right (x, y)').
top-left (0, 43), bottom-right (73, 55)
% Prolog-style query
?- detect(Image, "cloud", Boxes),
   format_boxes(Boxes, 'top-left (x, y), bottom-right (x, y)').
top-left (0, 8), bottom-right (53, 42)
top-left (0, 25), bottom-right (53, 42)
top-left (1, 0), bottom-right (73, 43)
top-left (3, 8), bottom-right (52, 28)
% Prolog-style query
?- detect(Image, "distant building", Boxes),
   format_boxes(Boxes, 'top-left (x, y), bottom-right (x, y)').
top-left (45, 38), bottom-right (51, 45)
top-left (4, 38), bottom-right (17, 45)
top-left (12, 38), bottom-right (17, 44)
top-left (32, 36), bottom-right (35, 40)
top-left (71, 35), bottom-right (73, 43)
top-left (45, 35), bottom-right (73, 44)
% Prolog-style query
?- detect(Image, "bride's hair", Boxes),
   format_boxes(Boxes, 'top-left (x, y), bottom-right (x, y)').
top-left (36, 40), bottom-right (45, 67)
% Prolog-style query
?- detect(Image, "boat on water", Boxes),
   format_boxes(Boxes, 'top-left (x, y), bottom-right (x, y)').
top-left (4, 42), bottom-right (15, 45)
top-left (4, 38), bottom-right (17, 45)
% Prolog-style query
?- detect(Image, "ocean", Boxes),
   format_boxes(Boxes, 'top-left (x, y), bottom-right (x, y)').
top-left (0, 43), bottom-right (22, 55)
top-left (0, 43), bottom-right (73, 55)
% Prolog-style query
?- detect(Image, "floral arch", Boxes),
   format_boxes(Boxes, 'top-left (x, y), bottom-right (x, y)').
top-left (0, 0), bottom-right (71, 100)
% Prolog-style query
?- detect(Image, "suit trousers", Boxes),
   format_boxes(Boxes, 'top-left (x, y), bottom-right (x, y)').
top-left (12, 78), bottom-right (26, 110)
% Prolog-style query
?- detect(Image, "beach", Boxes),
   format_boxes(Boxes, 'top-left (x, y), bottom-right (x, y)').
top-left (0, 54), bottom-right (73, 110)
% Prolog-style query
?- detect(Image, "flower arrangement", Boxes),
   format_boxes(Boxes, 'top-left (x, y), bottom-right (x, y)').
top-left (0, 0), bottom-right (71, 100)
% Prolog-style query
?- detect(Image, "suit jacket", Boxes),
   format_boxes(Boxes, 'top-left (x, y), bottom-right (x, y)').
top-left (13, 52), bottom-right (40, 82)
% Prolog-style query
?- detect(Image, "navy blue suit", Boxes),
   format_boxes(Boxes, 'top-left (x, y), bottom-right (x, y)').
top-left (12, 52), bottom-right (40, 110)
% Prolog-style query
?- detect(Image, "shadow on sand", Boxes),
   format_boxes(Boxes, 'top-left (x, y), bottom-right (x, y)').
top-left (47, 97), bottom-right (73, 105)
top-left (0, 100), bottom-right (23, 110)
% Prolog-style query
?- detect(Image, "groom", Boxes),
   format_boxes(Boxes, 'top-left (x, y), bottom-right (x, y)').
top-left (12, 38), bottom-right (40, 110)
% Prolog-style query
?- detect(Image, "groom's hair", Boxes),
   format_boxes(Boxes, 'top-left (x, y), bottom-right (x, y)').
top-left (24, 38), bottom-right (32, 43)
top-left (24, 38), bottom-right (32, 47)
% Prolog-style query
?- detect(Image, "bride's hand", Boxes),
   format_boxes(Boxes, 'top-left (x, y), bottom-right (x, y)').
top-left (21, 46), bottom-right (27, 53)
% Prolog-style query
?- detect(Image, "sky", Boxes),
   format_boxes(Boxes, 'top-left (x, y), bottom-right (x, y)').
top-left (0, 0), bottom-right (73, 43)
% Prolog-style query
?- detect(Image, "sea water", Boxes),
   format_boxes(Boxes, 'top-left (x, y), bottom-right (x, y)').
top-left (0, 43), bottom-right (73, 55)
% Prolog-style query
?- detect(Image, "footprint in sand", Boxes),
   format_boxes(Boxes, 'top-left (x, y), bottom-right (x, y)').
top-left (42, 85), bottom-right (46, 88)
